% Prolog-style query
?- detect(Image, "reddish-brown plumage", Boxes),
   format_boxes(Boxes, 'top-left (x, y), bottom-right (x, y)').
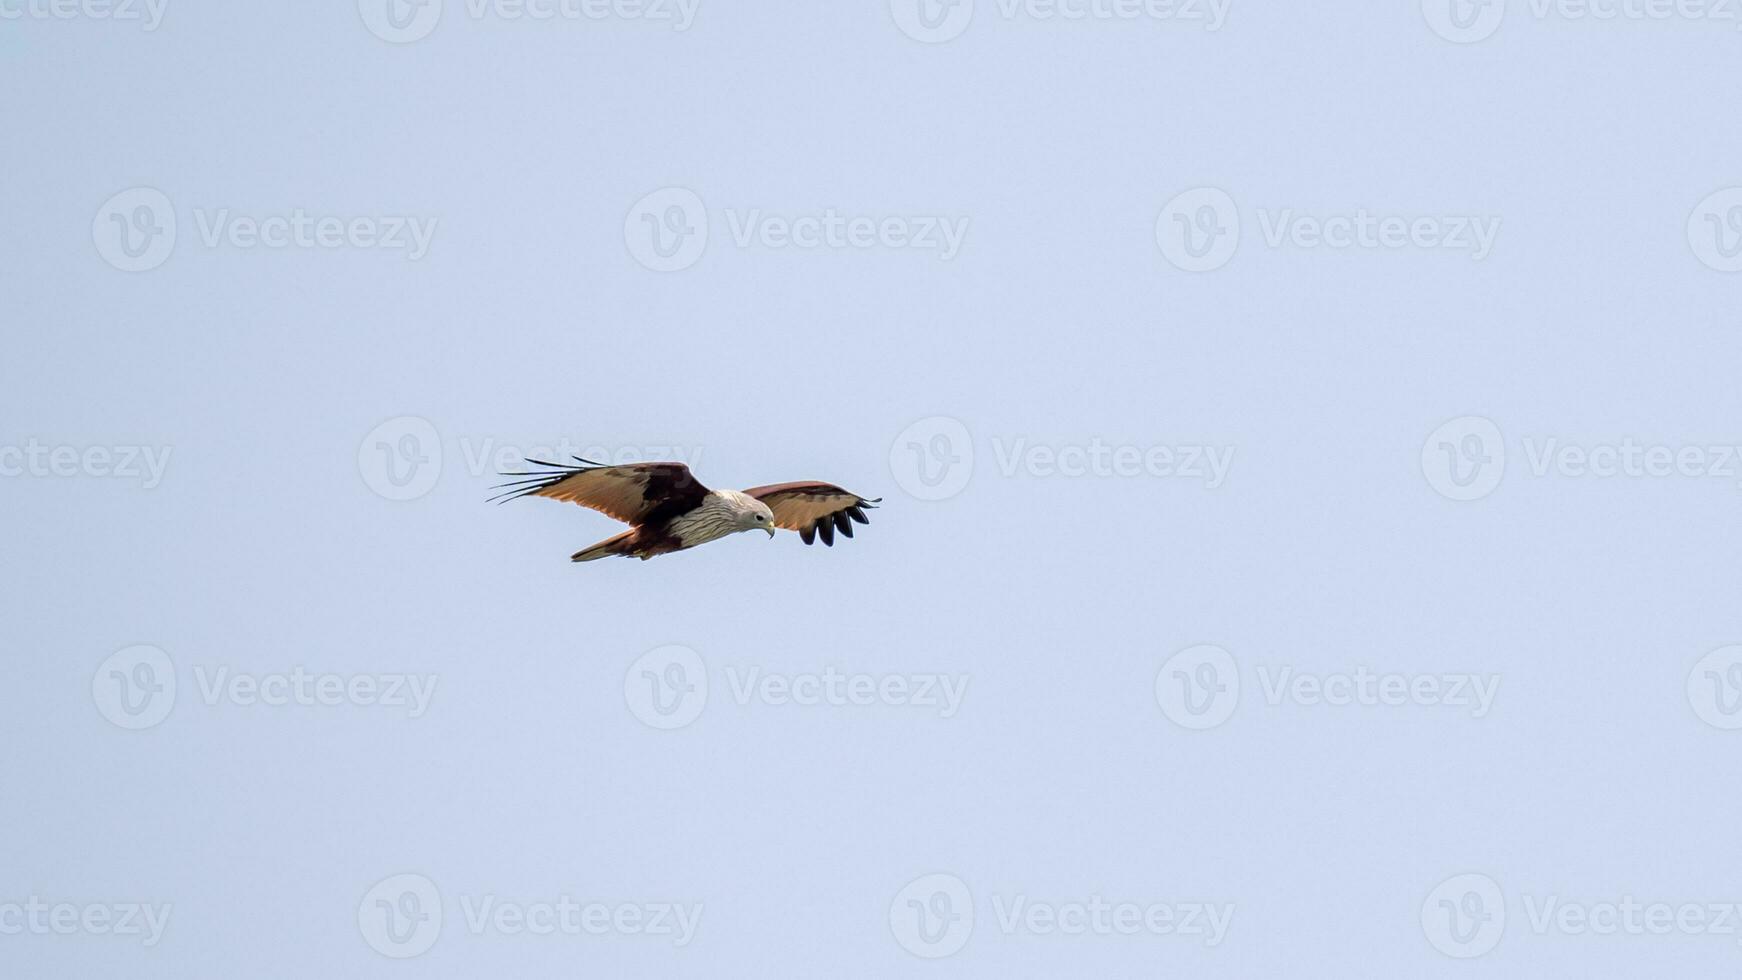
top-left (493, 458), bottom-right (879, 561)
top-left (743, 481), bottom-right (878, 548)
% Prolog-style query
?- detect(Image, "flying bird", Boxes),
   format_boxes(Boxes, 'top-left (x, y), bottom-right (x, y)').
top-left (490, 457), bottom-right (880, 561)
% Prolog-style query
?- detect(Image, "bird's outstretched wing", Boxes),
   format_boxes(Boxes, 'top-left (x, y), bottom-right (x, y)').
top-left (490, 458), bottom-right (709, 525)
top-left (743, 482), bottom-right (880, 546)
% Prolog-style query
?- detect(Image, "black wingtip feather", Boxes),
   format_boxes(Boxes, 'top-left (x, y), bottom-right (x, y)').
top-left (487, 457), bottom-right (603, 504)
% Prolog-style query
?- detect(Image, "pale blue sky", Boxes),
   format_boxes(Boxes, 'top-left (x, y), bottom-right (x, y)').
top-left (5, 2), bottom-right (1742, 976)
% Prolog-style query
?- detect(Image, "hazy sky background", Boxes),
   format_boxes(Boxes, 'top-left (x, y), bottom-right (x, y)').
top-left (5, 1), bottom-right (1742, 975)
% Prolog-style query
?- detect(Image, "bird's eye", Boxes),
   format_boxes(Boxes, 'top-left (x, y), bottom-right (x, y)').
top-left (755, 514), bottom-right (765, 521)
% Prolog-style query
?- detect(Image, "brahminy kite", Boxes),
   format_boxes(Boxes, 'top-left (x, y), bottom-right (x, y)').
top-left (491, 458), bottom-right (880, 561)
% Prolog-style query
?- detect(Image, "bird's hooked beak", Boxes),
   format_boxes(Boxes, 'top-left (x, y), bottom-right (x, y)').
top-left (763, 526), bottom-right (777, 538)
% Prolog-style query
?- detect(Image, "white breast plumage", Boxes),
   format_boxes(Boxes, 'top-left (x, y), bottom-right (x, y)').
top-left (667, 492), bottom-right (746, 546)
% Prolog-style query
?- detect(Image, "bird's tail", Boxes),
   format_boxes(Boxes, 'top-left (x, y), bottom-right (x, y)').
top-left (572, 530), bottom-right (635, 562)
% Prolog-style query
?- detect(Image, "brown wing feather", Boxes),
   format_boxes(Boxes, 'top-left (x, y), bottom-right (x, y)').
top-left (743, 481), bottom-right (880, 547)
top-left (491, 458), bottom-right (709, 525)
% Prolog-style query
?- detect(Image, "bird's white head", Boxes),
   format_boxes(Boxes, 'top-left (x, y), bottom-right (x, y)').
top-left (716, 489), bottom-right (777, 538)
